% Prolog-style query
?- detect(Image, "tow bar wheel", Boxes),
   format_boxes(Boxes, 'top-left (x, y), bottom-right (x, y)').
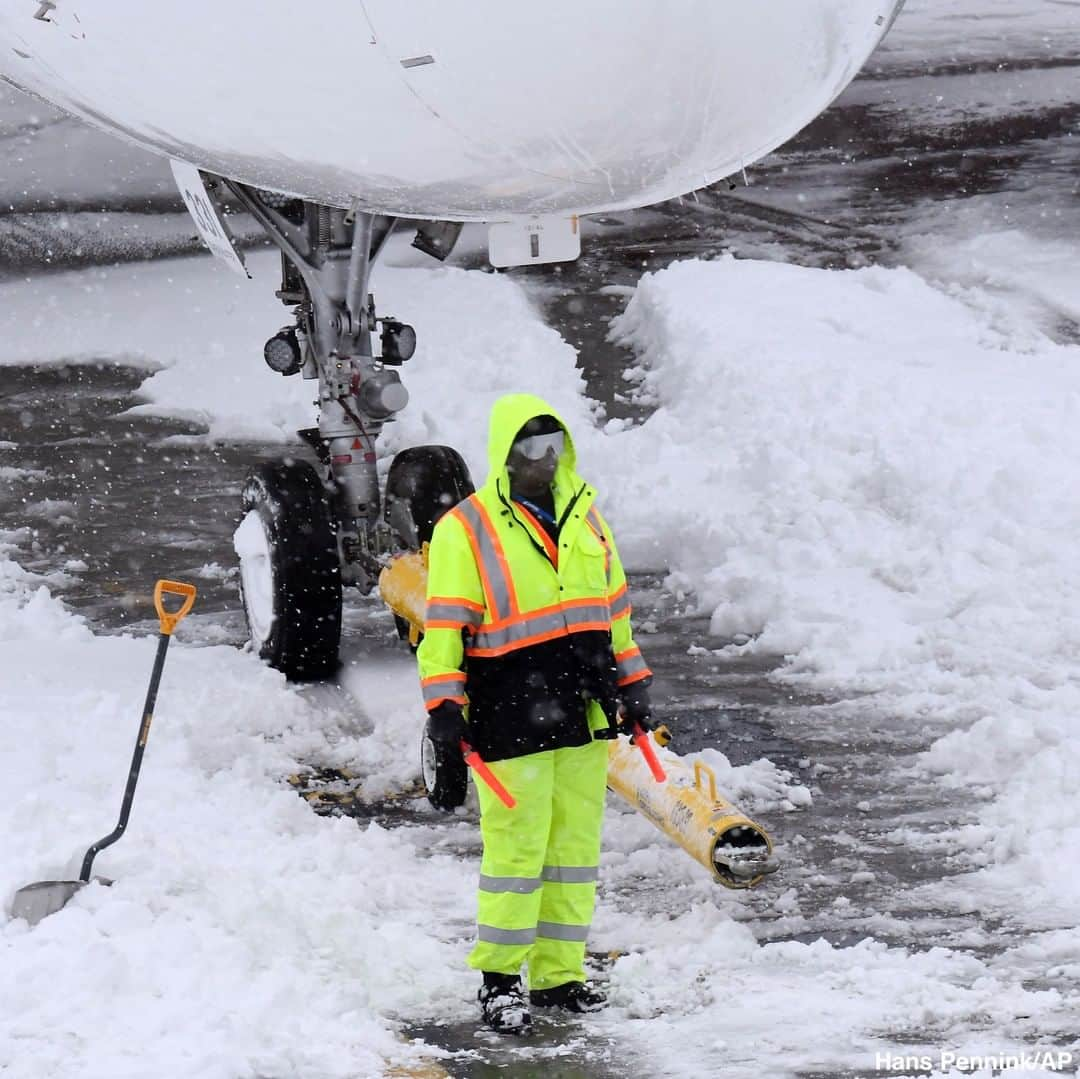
top-left (236, 460), bottom-right (342, 680)
top-left (421, 723), bottom-right (469, 811)
top-left (382, 444), bottom-right (475, 811)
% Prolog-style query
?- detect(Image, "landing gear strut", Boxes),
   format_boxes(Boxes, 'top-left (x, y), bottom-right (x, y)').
top-left (220, 183), bottom-right (439, 674)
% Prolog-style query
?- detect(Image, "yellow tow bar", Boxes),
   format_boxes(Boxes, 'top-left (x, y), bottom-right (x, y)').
top-left (607, 729), bottom-right (777, 888)
top-left (379, 550), bottom-right (779, 888)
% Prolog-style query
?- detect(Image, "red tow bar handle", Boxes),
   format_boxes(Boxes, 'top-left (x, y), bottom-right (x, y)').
top-left (460, 741), bottom-right (517, 809)
top-left (631, 722), bottom-right (667, 783)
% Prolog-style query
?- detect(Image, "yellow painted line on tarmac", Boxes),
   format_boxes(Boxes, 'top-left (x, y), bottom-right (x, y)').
top-left (385, 1061), bottom-right (452, 1078)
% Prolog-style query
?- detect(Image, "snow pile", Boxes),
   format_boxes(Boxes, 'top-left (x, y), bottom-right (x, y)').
top-left (367, 253), bottom-right (598, 473)
top-left (0, 247), bottom-right (596, 454)
top-left (0, 557), bottom-right (472, 1078)
top-left (605, 255), bottom-right (1080, 919)
top-left (600, 911), bottom-right (1062, 1077)
top-left (689, 746), bottom-right (811, 815)
top-left (4, 542), bottom-right (1068, 1079)
top-left (905, 222), bottom-right (1080, 336)
top-left (5, 247), bottom-right (1080, 1073)
top-left (8, 245), bottom-right (1080, 924)
top-left (0, 255), bottom-right (299, 442)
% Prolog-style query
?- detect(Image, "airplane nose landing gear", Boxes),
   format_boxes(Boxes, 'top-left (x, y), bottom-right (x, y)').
top-left (219, 182), bottom-right (447, 677)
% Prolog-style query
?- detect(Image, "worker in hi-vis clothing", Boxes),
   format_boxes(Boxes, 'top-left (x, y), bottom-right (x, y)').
top-left (416, 393), bottom-right (654, 1033)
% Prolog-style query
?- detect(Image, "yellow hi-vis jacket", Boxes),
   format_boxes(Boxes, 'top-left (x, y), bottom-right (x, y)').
top-left (416, 393), bottom-right (651, 762)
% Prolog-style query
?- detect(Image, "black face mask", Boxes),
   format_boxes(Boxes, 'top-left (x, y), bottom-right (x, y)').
top-left (507, 444), bottom-right (558, 498)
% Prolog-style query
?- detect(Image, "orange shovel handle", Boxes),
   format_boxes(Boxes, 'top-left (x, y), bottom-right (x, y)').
top-left (154, 580), bottom-right (197, 636)
top-left (461, 741), bottom-right (516, 809)
top-left (632, 723), bottom-right (667, 783)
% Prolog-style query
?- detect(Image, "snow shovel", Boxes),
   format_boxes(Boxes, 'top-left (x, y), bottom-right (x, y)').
top-left (10, 579), bottom-right (196, 926)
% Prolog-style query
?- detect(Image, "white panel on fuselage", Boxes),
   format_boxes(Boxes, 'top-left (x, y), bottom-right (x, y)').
top-left (0, 2), bottom-right (902, 220)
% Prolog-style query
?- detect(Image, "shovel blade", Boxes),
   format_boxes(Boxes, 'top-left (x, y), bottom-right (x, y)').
top-left (10, 880), bottom-right (86, 926)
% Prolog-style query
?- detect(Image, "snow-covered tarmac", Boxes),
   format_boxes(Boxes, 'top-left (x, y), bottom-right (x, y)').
top-left (3, 1), bottom-right (1080, 1076)
top-left (3, 230), bottom-right (1080, 1076)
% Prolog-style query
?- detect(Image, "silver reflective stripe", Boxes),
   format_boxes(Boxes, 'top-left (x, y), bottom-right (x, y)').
top-left (479, 874), bottom-right (541, 894)
top-left (616, 649), bottom-right (650, 682)
top-left (541, 865), bottom-right (599, 884)
top-left (453, 499), bottom-right (514, 622)
top-left (609, 590), bottom-right (631, 619)
top-left (468, 603), bottom-right (611, 654)
top-left (425, 601), bottom-right (483, 627)
top-left (472, 607), bottom-right (567, 651)
top-left (421, 676), bottom-right (465, 704)
top-left (559, 604), bottom-right (611, 630)
top-left (477, 924), bottom-right (537, 946)
top-left (536, 920), bottom-right (590, 943)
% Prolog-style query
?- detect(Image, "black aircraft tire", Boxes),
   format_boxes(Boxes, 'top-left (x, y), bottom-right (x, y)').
top-left (384, 445), bottom-right (475, 550)
top-left (421, 726), bottom-right (469, 811)
top-left (237, 460), bottom-right (342, 681)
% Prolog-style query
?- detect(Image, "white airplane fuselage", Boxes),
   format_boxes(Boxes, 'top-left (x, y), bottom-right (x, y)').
top-left (0, 1), bottom-right (903, 221)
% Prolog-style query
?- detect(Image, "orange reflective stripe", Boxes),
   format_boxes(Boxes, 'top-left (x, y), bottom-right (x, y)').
top-left (449, 495), bottom-right (620, 660)
top-left (467, 621), bottom-right (611, 659)
top-left (586, 507), bottom-right (604, 537)
top-left (587, 508), bottom-right (611, 578)
top-left (472, 498), bottom-right (519, 613)
top-left (425, 597), bottom-right (484, 629)
top-left (466, 601), bottom-right (611, 657)
top-left (467, 630), bottom-right (565, 658)
top-left (451, 500), bottom-right (515, 622)
top-left (421, 672), bottom-right (466, 687)
top-left (452, 507), bottom-right (496, 615)
top-left (421, 671), bottom-right (467, 708)
top-left (514, 500), bottom-right (558, 568)
top-left (609, 582), bottom-right (631, 619)
top-left (428, 595), bottom-right (484, 613)
top-left (478, 595), bottom-right (605, 633)
top-left (419, 673), bottom-right (466, 708)
top-left (425, 694), bottom-right (467, 710)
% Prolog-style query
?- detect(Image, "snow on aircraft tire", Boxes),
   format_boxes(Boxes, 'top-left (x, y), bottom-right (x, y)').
top-left (422, 726), bottom-right (469, 811)
top-left (236, 460), bottom-right (342, 681)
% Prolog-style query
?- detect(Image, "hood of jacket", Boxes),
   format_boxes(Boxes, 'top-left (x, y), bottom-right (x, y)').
top-left (484, 392), bottom-right (579, 493)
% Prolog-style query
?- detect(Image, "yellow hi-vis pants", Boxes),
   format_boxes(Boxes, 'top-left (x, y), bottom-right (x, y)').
top-left (467, 737), bottom-right (609, 990)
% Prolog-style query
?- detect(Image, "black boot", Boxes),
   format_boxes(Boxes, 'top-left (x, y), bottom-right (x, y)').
top-left (478, 973), bottom-right (532, 1033)
top-left (530, 980), bottom-right (607, 1013)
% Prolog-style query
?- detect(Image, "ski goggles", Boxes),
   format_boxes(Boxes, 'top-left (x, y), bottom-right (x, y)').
top-left (512, 430), bottom-right (564, 461)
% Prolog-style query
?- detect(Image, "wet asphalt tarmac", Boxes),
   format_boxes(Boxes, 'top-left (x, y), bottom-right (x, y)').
top-left (2, 40), bottom-right (1080, 1079)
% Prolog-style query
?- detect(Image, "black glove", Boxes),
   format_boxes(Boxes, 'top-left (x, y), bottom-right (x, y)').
top-left (619, 681), bottom-right (653, 736)
top-left (426, 700), bottom-right (467, 749)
